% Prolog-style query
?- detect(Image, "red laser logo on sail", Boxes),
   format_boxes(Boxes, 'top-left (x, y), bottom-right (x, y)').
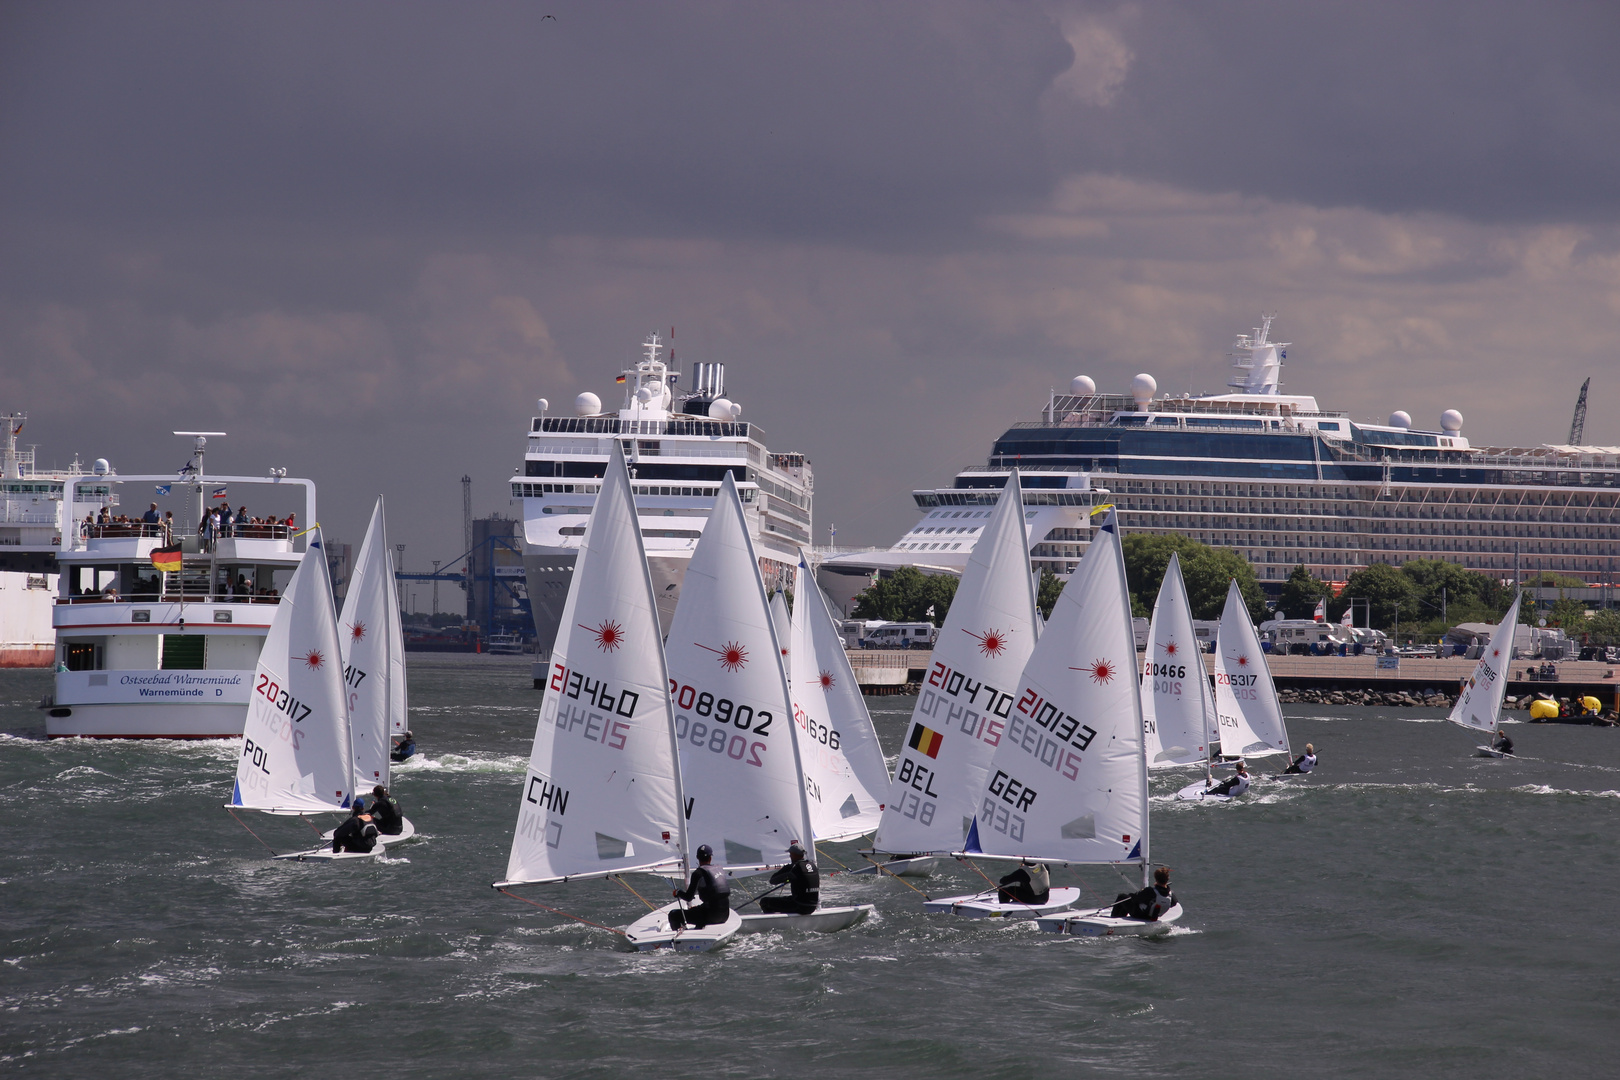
top-left (1235, 653), bottom-right (1250, 668)
top-left (1082, 659), bottom-right (1115, 684)
top-left (584, 620), bottom-right (624, 652)
top-left (349, 621), bottom-right (366, 642)
top-left (698, 640), bottom-right (749, 672)
top-left (964, 628), bottom-right (1008, 658)
top-left (304, 649), bottom-right (325, 670)
top-left (1161, 640), bottom-right (1179, 657)
top-left (818, 669), bottom-right (835, 690)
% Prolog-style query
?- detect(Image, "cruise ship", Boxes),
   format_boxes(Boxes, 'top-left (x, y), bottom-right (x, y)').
top-left (512, 333), bottom-right (813, 657)
top-left (43, 434), bottom-right (317, 738)
top-left (1, 414), bottom-right (116, 667)
top-left (820, 316), bottom-right (1620, 608)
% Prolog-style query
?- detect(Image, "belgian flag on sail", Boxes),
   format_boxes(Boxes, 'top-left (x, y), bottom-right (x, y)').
top-left (151, 545), bottom-right (183, 573)
top-left (907, 723), bottom-right (943, 759)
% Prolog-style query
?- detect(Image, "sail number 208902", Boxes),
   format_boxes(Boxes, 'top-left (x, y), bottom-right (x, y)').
top-left (669, 681), bottom-right (770, 768)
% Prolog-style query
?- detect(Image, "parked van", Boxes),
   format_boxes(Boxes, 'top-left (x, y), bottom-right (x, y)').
top-left (839, 620), bottom-right (938, 649)
top-left (1259, 619), bottom-right (1357, 655)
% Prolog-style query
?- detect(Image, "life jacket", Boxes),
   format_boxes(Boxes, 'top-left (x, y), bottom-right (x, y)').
top-left (1025, 863), bottom-right (1050, 897)
top-left (697, 866), bottom-right (731, 912)
top-left (1146, 885), bottom-right (1175, 919)
top-left (1296, 753), bottom-right (1317, 773)
top-left (790, 861), bottom-right (820, 904)
top-left (1227, 773), bottom-right (1251, 797)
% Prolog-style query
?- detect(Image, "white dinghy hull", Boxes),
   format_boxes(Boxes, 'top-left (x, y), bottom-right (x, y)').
top-left (1037, 903), bottom-right (1183, 938)
top-left (738, 904), bottom-right (875, 935)
top-left (323, 816), bottom-right (416, 847)
top-left (1175, 779), bottom-right (1236, 802)
top-left (848, 856), bottom-right (941, 878)
top-left (923, 886), bottom-right (1082, 920)
top-left (1475, 746), bottom-right (1509, 758)
top-left (621, 902), bottom-right (742, 953)
top-left (272, 846), bottom-right (383, 862)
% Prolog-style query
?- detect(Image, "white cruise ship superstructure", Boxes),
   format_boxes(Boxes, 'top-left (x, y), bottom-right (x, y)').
top-left (1, 413), bottom-right (116, 668)
top-left (821, 316), bottom-right (1620, 607)
top-left (513, 334), bottom-right (813, 656)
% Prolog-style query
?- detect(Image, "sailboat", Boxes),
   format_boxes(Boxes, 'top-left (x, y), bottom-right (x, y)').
top-left (494, 444), bottom-right (730, 952)
top-left (1142, 552), bottom-right (1218, 771)
top-left (929, 505), bottom-right (1150, 923)
top-left (661, 474), bottom-right (873, 935)
top-left (788, 551), bottom-right (892, 847)
top-left (1177, 579), bottom-right (1288, 801)
top-left (871, 472), bottom-right (1042, 880)
top-left (333, 496), bottom-right (415, 845)
top-left (1449, 590), bottom-right (1523, 757)
top-left (225, 538), bottom-right (369, 861)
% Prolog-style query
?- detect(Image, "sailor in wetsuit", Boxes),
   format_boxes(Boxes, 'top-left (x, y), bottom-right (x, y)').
top-left (997, 859), bottom-right (1051, 905)
top-left (331, 801), bottom-right (379, 854)
top-left (368, 785), bottom-right (403, 835)
top-left (670, 844), bottom-right (731, 930)
top-left (759, 841), bottom-right (820, 914)
top-left (1492, 730), bottom-right (1515, 755)
top-left (1284, 744), bottom-right (1317, 774)
top-left (391, 731), bottom-right (416, 762)
top-left (1111, 866), bottom-right (1177, 921)
top-left (1206, 760), bottom-right (1251, 797)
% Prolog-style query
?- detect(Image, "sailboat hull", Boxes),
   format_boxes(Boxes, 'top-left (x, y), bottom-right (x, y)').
top-left (923, 887), bottom-right (1082, 919)
top-left (1175, 779), bottom-right (1239, 802)
top-left (272, 846), bottom-right (384, 862)
top-left (1475, 746), bottom-right (1509, 758)
top-left (1037, 902), bottom-right (1183, 937)
top-left (622, 903), bottom-right (742, 952)
top-left (323, 817), bottom-right (417, 846)
top-left (847, 856), bottom-right (941, 878)
top-left (738, 905), bottom-right (874, 935)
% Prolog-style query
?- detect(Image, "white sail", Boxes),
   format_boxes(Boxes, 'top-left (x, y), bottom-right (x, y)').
top-left (665, 473), bottom-right (812, 870)
top-left (498, 443), bottom-right (686, 887)
top-left (386, 544), bottom-right (408, 736)
top-left (339, 497), bottom-right (395, 790)
top-left (1212, 579), bottom-right (1290, 759)
top-left (874, 472), bottom-right (1040, 855)
top-left (231, 545), bottom-right (354, 813)
top-left (1142, 552), bottom-right (1216, 769)
top-left (967, 508), bottom-right (1148, 868)
top-left (770, 590), bottom-right (792, 680)
top-left (1448, 591), bottom-right (1522, 735)
top-left (790, 552), bottom-right (891, 842)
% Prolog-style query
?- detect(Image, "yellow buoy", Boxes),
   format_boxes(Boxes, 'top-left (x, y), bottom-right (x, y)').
top-left (1529, 699), bottom-right (1560, 720)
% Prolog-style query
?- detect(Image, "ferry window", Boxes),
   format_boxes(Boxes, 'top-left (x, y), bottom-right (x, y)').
top-left (65, 641), bottom-right (100, 671)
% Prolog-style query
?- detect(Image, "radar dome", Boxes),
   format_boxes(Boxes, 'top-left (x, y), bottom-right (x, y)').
top-left (1388, 410), bottom-right (1411, 429)
top-left (1131, 373), bottom-right (1157, 404)
top-left (574, 392), bottom-right (601, 416)
top-left (92, 458), bottom-right (110, 476)
top-left (1441, 409), bottom-right (1464, 433)
top-left (729, 401), bottom-right (742, 420)
top-left (1071, 375), bottom-right (1096, 395)
top-left (537, 398), bottom-right (549, 414)
top-left (644, 379), bottom-right (662, 397)
top-left (708, 397), bottom-right (734, 420)
top-left (635, 387), bottom-right (654, 404)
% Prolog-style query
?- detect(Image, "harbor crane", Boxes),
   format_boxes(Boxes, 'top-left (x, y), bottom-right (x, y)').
top-left (1569, 377), bottom-right (1590, 444)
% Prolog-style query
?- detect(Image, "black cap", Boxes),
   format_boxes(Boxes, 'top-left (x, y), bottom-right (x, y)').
top-left (788, 841), bottom-right (806, 858)
top-left (695, 844), bottom-right (713, 862)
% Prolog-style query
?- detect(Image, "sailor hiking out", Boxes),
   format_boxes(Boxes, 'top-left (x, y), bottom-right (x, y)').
top-left (998, 859), bottom-right (1051, 905)
top-left (670, 844), bottom-right (732, 930)
top-left (1111, 866), bottom-right (1177, 922)
top-left (758, 842), bottom-right (820, 915)
top-left (332, 801), bottom-right (379, 854)
top-left (1284, 744), bottom-right (1317, 774)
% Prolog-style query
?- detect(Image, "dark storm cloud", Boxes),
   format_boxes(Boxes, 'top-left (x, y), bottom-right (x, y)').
top-left (1044, 0), bottom-right (1620, 223)
top-left (0, 1), bottom-right (1069, 242)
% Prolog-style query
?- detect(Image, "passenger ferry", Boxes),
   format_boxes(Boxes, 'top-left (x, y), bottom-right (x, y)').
top-left (43, 434), bottom-right (316, 738)
top-left (512, 333), bottom-right (813, 658)
top-left (820, 315), bottom-right (1620, 607)
top-left (1, 413), bottom-right (116, 667)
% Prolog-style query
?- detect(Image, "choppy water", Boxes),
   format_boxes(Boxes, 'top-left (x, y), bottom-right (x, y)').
top-left (4, 656), bottom-right (1619, 1078)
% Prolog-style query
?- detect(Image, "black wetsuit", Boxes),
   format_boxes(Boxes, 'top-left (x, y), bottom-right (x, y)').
top-left (997, 865), bottom-right (1051, 905)
top-left (671, 864), bottom-right (731, 929)
top-left (332, 815), bottom-right (379, 854)
top-left (760, 859), bottom-right (820, 914)
top-left (391, 738), bottom-right (416, 762)
top-left (1493, 734), bottom-right (1514, 755)
top-left (369, 793), bottom-right (403, 835)
top-left (1111, 884), bottom-right (1176, 921)
top-left (1208, 772), bottom-right (1250, 797)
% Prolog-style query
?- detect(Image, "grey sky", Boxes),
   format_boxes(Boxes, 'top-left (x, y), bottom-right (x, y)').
top-left (3, 1), bottom-right (1618, 593)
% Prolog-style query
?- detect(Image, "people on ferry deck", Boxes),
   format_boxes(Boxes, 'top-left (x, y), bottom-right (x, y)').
top-left (670, 844), bottom-right (731, 930)
top-left (1284, 744), bottom-right (1318, 773)
top-left (368, 785), bottom-right (404, 835)
top-left (331, 802), bottom-right (379, 854)
top-left (97, 506), bottom-right (110, 525)
top-left (1112, 866), bottom-right (1177, 921)
top-left (162, 510), bottom-right (175, 544)
top-left (759, 841), bottom-right (821, 915)
top-left (198, 511), bottom-right (214, 552)
top-left (997, 858), bottom-right (1051, 906)
top-left (142, 502), bottom-right (160, 524)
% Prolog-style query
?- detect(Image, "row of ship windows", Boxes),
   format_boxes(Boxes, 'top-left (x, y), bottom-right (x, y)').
top-left (1129, 513), bottom-right (1617, 539)
top-left (1117, 479), bottom-right (1620, 506)
top-left (1119, 499), bottom-right (1620, 524)
top-left (513, 482), bottom-right (758, 502)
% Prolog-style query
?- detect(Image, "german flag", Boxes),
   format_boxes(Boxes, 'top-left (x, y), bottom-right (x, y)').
top-left (151, 545), bottom-right (183, 573)
top-left (615, 374), bottom-right (627, 384)
top-left (907, 723), bottom-right (944, 759)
